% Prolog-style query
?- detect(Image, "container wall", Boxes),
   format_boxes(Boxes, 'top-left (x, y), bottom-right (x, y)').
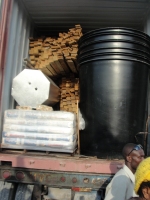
top-left (0, 0), bottom-right (3, 14)
top-left (0, 0), bottom-right (34, 139)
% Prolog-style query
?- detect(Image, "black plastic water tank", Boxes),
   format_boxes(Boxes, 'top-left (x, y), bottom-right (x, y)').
top-left (78, 28), bottom-right (150, 158)
top-left (78, 41), bottom-right (150, 60)
top-left (78, 27), bottom-right (150, 48)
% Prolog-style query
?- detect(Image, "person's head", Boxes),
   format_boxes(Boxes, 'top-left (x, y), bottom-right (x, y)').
top-left (134, 157), bottom-right (150, 200)
top-left (122, 143), bottom-right (145, 174)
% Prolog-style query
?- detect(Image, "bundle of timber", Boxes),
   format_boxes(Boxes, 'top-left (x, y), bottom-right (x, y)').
top-left (16, 104), bottom-right (53, 112)
top-left (59, 76), bottom-right (79, 114)
top-left (1, 110), bottom-right (77, 153)
top-left (28, 25), bottom-right (82, 78)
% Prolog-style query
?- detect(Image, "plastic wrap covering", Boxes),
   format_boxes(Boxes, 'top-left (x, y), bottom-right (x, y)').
top-left (4, 118), bottom-right (76, 128)
top-left (4, 110), bottom-right (76, 121)
top-left (2, 138), bottom-right (76, 151)
top-left (2, 132), bottom-right (76, 141)
top-left (2, 110), bottom-right (77, 153)
top-left (3, 124), bottom-right (75, 135)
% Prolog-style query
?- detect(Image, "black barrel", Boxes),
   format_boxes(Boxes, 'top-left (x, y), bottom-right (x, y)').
top-left (78, 40), bottom-right (150, 60)
top-left (78, 27), bottom-right (150, 48)
top-left (78, 28), bottom-right (150, 158)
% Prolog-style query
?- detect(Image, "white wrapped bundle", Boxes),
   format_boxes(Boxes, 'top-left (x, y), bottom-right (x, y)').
top-left (3, 124), bottom-right (75, 135)
top-left (4, 110), bottom-right (76, 121)
top-left (2, 131), bottom-right (77, 142)
top-left (2, 138), bottom-right (77, 150)
top-left (4, 118), bottom-right (76, 128)
top-left (2, 109), bottom-right (77, 153)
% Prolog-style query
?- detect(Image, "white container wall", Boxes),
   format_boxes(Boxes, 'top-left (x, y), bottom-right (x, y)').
top-left (0, 0), bottom-right (3, 13)
top-left (0, 0), bottom-right (33, 135)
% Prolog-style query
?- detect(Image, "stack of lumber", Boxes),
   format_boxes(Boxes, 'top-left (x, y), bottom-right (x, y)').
top-left (59, 76), bottom-right (79, 114)
top-left (28, 25), bottom-right (82, 78)
top-left (16, 105), bottom-right (53, 111)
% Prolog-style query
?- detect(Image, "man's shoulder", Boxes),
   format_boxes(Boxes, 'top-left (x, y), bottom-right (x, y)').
top-left (114, 165), bottom-right (133, 177)
top-left (114, 167), bottom-right (126, 176)
top-left (112, 167), bottom-right (132, 183)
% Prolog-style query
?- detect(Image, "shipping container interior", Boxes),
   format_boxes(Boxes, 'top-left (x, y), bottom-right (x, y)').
top-left (1, 0), bottom-right (150, 135)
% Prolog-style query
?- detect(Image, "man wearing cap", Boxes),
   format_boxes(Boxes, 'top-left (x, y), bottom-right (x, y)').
top-left (104, 143), bottom-right (145, 200)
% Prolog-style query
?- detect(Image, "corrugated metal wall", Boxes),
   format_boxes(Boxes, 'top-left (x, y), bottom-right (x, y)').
top-left (0, 0), bottom-right (33, 135)
top-left (22, 0), bottom-right (150, 36)
top-left (0, 0), bottom-right (3, 13)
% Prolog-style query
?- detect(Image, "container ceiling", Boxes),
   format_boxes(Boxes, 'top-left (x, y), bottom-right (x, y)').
top-left (21, 0), bottom-right (150, 36)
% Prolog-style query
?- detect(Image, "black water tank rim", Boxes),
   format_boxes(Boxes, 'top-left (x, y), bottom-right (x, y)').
top-left (81, 27), bottom-right (150, 37)
top-left (78, 33), bottom-right (150, 48)
top-left (78, 46), bottom-right (150, 58)
top-left (79, 27), bottom-right (150, 43)
top-left (79, 31), bottom-right (150, 44)
top-left (78, 47), bottom-right (150, 58)
top-left (79, 34), bottom-right (150, 47)
top-left (78, 52), bottom-right (150, 64)
top-left (78, 38), bottom-right (150, 51)
top-left (78, 54), bottom-right (150, 67)
top-left (78, 51), bottom-right (150, 61)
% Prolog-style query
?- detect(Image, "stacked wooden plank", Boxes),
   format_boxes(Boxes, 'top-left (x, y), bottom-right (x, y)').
top-left (59, 76), bottom-right (79, 114)
top-left (16, 105), bottom-right (53, 111)
top-left (28, 25), bottom-right (82, 78)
